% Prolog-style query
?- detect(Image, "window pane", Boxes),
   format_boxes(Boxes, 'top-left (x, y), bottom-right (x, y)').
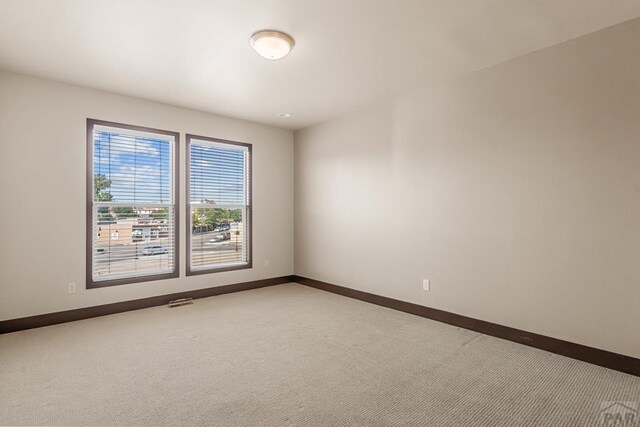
top-left (93, 206), bottom-right (175, 281)
top-left (190, 143), bottom-right (246, 205)
top-left (190, 207), bottom-right (246, 269)
top-left (94, 130), bottom-right (172, 204)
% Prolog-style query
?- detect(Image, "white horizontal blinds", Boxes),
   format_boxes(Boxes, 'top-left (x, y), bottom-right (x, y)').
top-left (190, 139), bottom-right (249, 270)
top-left (92, 126), bottom-right (175, 282)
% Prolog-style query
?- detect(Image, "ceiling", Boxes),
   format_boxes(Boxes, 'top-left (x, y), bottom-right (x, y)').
top-left (1, 1), bottom-right (640, 130)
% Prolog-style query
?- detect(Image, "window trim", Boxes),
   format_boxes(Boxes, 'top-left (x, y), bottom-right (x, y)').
top-left (185, 134), bottom-right (253, 276)
top-left (86, 118), bottom-right (180, 289)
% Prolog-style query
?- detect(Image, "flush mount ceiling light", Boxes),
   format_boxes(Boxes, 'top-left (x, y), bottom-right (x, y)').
top-left (277, 112), bottom-right (291, 118)
top-left (250, 30), bottom-right (295, 60)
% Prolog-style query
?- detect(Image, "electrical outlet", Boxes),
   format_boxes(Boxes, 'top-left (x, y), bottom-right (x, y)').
top-left (264, 260), bottom-right (270, 268)
top-left (422, 279), bottom-right (430, 291)
top-left (67, 282), bottom-right (77, 294)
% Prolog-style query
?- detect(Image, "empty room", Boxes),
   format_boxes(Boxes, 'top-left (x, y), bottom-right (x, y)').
top-left (1, 1), bottom-right (640, 426)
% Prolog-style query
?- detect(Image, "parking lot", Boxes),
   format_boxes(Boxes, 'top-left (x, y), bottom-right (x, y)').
top-left (190, 226), bottom-right (245, 268)
top-left (93, 225), bottom-right (245, 279)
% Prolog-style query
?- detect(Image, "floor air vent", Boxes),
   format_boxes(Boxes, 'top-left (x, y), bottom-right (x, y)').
top-left (168, 298), bottom-right (194, 308)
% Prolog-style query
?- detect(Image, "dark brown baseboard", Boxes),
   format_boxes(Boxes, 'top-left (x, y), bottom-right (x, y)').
top-left (293, 275), bottom-right (640, 377)
top-left (0, 275), bottom-right (294, 334)
top-left (4, 274), bottom-right (638, 377)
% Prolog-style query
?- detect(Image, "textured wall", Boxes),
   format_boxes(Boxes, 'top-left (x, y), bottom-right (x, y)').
top-left (294, 19), bottom-right (640, 358)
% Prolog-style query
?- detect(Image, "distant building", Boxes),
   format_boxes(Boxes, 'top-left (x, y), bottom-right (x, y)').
top-left (96, 210), bottom-right (169, 244)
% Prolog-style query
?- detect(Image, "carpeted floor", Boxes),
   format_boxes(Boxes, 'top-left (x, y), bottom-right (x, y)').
top-left (1, 283), bottom-right (638, 426)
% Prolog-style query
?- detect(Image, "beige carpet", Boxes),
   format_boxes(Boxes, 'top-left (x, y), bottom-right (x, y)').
top-left (1, 283), bottom-right (638, 426)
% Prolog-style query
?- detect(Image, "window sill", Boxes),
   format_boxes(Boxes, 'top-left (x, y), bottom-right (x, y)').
top-left (87, 271), bottom-right (180, 289)
top-left (186, 262), bottom-right (252, 276)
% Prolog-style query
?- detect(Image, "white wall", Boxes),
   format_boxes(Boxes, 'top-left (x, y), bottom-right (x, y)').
top-left (0, 71), bottom-right (294, 320)
top-left (294, 19), bottom-right (640, 358)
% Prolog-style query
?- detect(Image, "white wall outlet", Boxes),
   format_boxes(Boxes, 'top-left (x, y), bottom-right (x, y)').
top-left (422, 279), bottom-right (430, 291)
top-left (264, 260), bottom-right (270, 268)
top-left (67, 282), bottom-right (77, 294)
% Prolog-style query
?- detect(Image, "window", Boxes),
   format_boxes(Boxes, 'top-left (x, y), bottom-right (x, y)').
top-left (86, 119), bottom-right (179, 288)
top-left (187, 134), bottom-right (252, 275)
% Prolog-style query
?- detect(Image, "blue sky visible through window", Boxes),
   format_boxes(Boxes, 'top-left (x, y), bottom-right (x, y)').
top-left (94, 131), bottom-right (172, 204)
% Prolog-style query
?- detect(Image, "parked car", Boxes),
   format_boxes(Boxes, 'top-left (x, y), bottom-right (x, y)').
top-left (214, 223), bottom-right (231, 232)
top-left (141, 245), bottom-right (168, 256)
top-left (210, 231), bottom-right (231, 242)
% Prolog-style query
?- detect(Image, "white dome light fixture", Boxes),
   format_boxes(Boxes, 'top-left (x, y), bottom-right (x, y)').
top-left (250, 30), bottom-right (295, 60)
